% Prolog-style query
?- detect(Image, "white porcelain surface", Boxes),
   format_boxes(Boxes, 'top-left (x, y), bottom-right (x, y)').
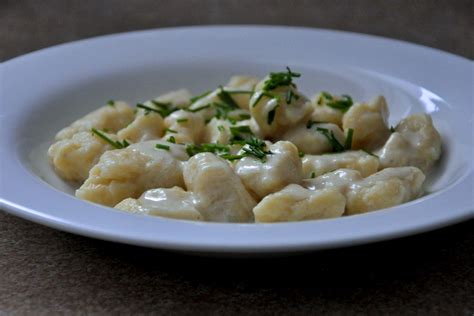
top-left (1, 26), bottom-right (473, 255)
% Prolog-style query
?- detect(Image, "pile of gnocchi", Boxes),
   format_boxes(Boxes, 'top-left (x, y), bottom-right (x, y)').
top-left (48, 68), bottom-right (442, 223)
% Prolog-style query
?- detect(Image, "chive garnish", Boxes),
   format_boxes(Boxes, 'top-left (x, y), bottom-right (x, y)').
top-left (226, 90), bottom-right (254, 95)
top-left (217, 125), bottom-right (225, 132)
top-left (306, 120), bottom-right (325, 129)
top-left (262, 67), bottom-right (300, 91)
top-left (185, 104), bottom-right (211, 113)
top-left (167, 136), bottom-right (176, 144)
top-left (238, 113), bottom-right (251, 120)
top-left (285, 89), bottom-right (299, 104)
top-left (344, 128), bottom-right (354, 150)
top-left (267, 105), bottom-right (279, 125)
top-left (91, 128), bottom-right (129, 149)
top-left (164, 128), bottom-right (177, 134)
top-left (220, 154), bottom-right (245, 161)
top-left (217, 86), bottom-right (239, 109)
top-left (362, 149), bottom-right (379, 158)
top-left (190, 91), bottom-right (212, 104)
top-left (241, 137), bottom-right (273, 162)
top-left (298, 151), bottom-right (305, 158)
top-left (155, 144), bottom-right (170, 151)
top-left (326, 95), bottom-right (353, 112)
top-left (136, 103), bottom-right (177, 118)
top-left (107, 100), bottom-right (115, 106)
top-left (229, 125), bottom-right (254, 142)
top-left (185, 137), bottom-right (271, 162)
top-left (311, 171), bottom-right (316, 178)
top-left (177, 118), bottom-right (188, 123)
top-left (251, 91), bottom-right (278, 107)
top-left (316, 127), bottom-right (345, 153)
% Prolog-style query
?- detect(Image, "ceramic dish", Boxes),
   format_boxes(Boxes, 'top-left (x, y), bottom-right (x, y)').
top-left (1, 26), bottom-right (472, 255)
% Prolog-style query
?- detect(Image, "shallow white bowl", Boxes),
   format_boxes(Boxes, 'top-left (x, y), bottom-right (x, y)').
top-left (1, 26), bottom-right (472, 255)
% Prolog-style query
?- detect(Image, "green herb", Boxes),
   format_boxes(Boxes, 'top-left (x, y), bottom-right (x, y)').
top-left (136, 103), bottom-right (158, 114)
top-left (213, 102), bottom-right (235, 120)
top-left (217, 86), bottom-right (239, 109)
top-left (298, 151), bottom-right (305, 158)
top-left (137, 102), bottom-right (178, 118)
top-left (155, 144), bottom-right (170, 151)
top-left (226, 90), bottom-right (254, 95)
top-left (185, 137), bottom-right (271, 162)
top-left (262, 67), bottom-right (301, 91)
top-left (107, 100), bottom-right (115, 106)
top-left (251, 91), bottom-right (279, 107)
top-left (362, 149), bottom-right (379, 158)
top-left (285, 89), bottom-right (299, 104)
top-left (229, 125), bottom-right (254, 142)
top-left (306, 120), bottom-right (324, 129)
top-left (167, 136), bottom-right (176, 144)
top-left (190, 90), bottom-right (211, 104)
top-left (164, 128), bottom-right (177, 134)
top-left (344, 128), bottom-right (354, 150)
top-left (220, 154), bottom-right (245, 161)
top-left (238, 113), bottom-right (251, 120)
top-left (185, 104), bottom-right (211, 113)
top-left (316, 127), bottom-right (345, 153)
top-left (241, 137), bottom-right (273, 162)
top-left (91, 128), bottom-right (129, 149)
top-left (151, 100), bottom-right (179, 117)
top-left (267, 105), bottom-right (279, 125)
top-left (321, 92), bottom-right (333, 100)
top-left (326, 95), bottom-right (353, 112)
top-left (390, 126), bottom-right (396, 133)
top-left (177, 118), bottom-right (188, 123)
top-left (311, 171), bottom-right (316, 178)
top-left (185, 143), bottom-right (230, 157)
top-left (217, 125), bottom-right (225, 132)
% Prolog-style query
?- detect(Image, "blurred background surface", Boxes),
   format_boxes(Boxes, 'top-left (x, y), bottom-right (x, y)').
top-left (1, 0), bottom-right (473, 61)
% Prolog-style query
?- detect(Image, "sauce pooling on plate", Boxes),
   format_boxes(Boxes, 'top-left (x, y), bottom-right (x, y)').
top-left (48, 68), bottom-right (442, 223)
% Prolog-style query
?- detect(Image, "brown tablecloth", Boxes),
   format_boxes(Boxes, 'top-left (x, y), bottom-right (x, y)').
top-left (1, 1), bottom-right (473, 314)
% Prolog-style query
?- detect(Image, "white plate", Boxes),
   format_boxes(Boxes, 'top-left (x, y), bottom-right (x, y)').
top-left (1, 26), bottom-right (473, 255)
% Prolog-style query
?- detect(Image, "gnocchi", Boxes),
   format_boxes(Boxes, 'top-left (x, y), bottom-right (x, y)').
top-left (49, 68), bottom-right (442, 223)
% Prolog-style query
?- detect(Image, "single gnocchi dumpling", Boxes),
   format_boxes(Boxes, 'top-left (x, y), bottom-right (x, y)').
top-left (76, 141), bottom-right (188, 206)
top-left (342, 96), bottom-right (391, 151)
top-left (234, 141), bottom-right (303, 200)
top-left (55, 101), bottom-right (135, 141)
top-left (302, 150), bottom-right (379, 178)
top-left (225, 75), bottom-right (260, 111)
top-left (376, 114), bottom-right (441, 173)
top-left (226, 75), bottom-right (260, 90)
top-left (163, 110), bottom-right (206, 144)
top-left (249, 74), bottom-right (313, 139)
top-left (303, 169), bottom-right (363, 193)
top-left (183, 153), bottom-right (256, 223)
top-left (117, 109), bottom-right (165, 143)
top-left (310, 92), bottom-right (350, 127)
top-left (115, 187), bottom-right (203, 221)
top-left (281, 122), bottom-right (345, 155)
top-left (345, 166), bottom-right (425, 215)
top-left (48, 131), bottom-right (114, 182)
top-left (153, 89), bottom-right (193, 108)
top-left (253, 184), bottom-right (346, 222)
